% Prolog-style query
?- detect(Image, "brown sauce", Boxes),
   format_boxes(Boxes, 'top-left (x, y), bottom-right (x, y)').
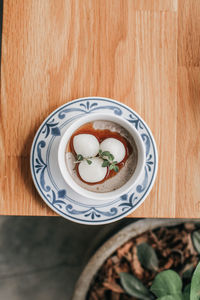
top-left (67, 122), bottom-right (133, 185)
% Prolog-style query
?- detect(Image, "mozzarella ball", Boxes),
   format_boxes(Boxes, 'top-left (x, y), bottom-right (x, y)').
top-left (78, 157), bottom-right (107, 183)
top-left (100, 138), bottom-right (125, 163)
top-left (73, 134), bottom-right (99, 157)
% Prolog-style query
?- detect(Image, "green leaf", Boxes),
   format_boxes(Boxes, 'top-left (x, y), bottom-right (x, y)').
top-left (184, 284), bottom-right (191, 294)
top-left (150, 270), bottom-right (182, 297)
top-left (102, 160), bottom-right (109, 167)
top-left (137, 243), bottom-right (159, 272)
top-left (77, 154), bottom-right (84, 161)
top-left (102, 151), bottom-right (111, 157)
top-left (86, 159), bottom-right (92, 165)
top-left (183, 283), bottom-right (191, 293)
top-left (99, 149), bottom-right (102, 154)
top-left (157, 295), bottom-right (183, 300)
top-left (113, 161), bottom-right (118, 164)
top-left (108, 153), bottom-right (114, 161)
top-left (113, 165), bottom-right (119, 172)
top-left (109, 164), bottom-right (114, 170)
top-left (182, 265), bottom-right (194, 279)
top-left (183, 284), bottom-right (191, 300)
top-left (190, 262), bottom-right (200, 300)
top-left (192, 230), bottom-right (200, 253)
top-left (183, 293), bottom-right (190, 300)
top-left (120, 273), bottom-right (152, 300)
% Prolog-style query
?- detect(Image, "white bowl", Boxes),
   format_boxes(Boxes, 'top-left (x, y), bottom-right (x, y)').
top-left (58, 113), bottom-right (145, 201)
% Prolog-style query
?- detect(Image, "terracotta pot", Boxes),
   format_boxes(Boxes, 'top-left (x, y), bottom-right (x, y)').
top-left (72, 218), bottom-right (199, 300)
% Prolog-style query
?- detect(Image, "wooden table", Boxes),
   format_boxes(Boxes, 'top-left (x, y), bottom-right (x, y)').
top-left (1, 0), bottom-right (200, 218)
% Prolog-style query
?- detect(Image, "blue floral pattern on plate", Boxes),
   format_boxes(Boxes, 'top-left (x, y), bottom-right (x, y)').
top-left (30, 97), bottom-right (158, 225)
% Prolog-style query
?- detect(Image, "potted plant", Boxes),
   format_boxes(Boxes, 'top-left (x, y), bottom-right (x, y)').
top-left (119, 252), bottom-right (200, 299)
top-left (72, 219), bottom-right (200, 300)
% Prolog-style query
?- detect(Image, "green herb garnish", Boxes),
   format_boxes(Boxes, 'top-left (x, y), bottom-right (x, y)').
top-left (74, 154), bottom-right (92, 165)
top-left (98, 150), bottom-right (119, 172)
top-left (86, 159), bottom-right (92, 165)
top-left (74, 150), bottom-right (119, 172)
top-left (76, 154), bottom-right (84, 161)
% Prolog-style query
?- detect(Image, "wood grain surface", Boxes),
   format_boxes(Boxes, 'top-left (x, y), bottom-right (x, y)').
top-left (0, 0), bottom-right (199, 218)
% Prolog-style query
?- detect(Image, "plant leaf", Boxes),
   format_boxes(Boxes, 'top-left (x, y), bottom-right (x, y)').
top-left (99, 149), bottom-right (102, 154)
top-left (184, 284), bottom-right (191, 293)
top-left (77, 154), bottom-right (84, 161)
top-left (120, 273), bottom-right (152, 300)
top-left (113, 161), bottom-right (118, 164)
top-left (192, 230), bottom-right (200, 253)
top-left (137, 243), bottom-right (159, 272)
top-left (157, 295), bottom-right (183, 300)
top-left (113, 165), bottom-right (119, 172)
top-left (102, 151), bottom-right (111, 157)
top-left (190, 262), bottom-right (200, 300)
top-left (183, 293), bottom-right (190, 300)
top-left (102, 160), bottom-right (109, 167)
top-left (182, 265), bottom-right (194, 279)
top-left (86, 159), bottom-right (92, 165)
top-left (150, 270), bottom-right (182, 297)
top-left (109, 164), bottom-right (114, 170)
top-left (183, 284), bottom-right (191, 300)
top-left (108, 154), bottom-right (114, 161)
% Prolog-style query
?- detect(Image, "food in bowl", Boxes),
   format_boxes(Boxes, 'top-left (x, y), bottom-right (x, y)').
top-left (65, 120), bottom-right (138, 193)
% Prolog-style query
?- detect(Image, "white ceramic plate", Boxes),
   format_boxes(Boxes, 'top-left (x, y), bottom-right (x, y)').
top-left (30, 97), bottom-right (158, 225)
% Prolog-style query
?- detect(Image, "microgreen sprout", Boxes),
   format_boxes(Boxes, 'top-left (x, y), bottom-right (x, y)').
top-left (86, 159), bottom-right (92, 165)
top-left (98, 150), bottom-right (119, 172)
top-left (74, 154), bottom-right (92, 165)
top-left (74, 150), bottom-right (119, 172)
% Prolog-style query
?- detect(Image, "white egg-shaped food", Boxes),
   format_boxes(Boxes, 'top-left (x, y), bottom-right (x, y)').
top-left (100, 138), bottom-right (125, 163)
top-left (73, 134), bottom-right (99, 157)
top-left (78, 157), bottom-right (107, 183)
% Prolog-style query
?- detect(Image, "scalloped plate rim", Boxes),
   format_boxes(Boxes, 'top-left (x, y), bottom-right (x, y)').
top-left (30, 97), bottom-right (158, 225)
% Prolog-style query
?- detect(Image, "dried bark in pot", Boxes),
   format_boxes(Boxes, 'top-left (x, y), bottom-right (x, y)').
top-left (87, 223), bottom-right (200, 300)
